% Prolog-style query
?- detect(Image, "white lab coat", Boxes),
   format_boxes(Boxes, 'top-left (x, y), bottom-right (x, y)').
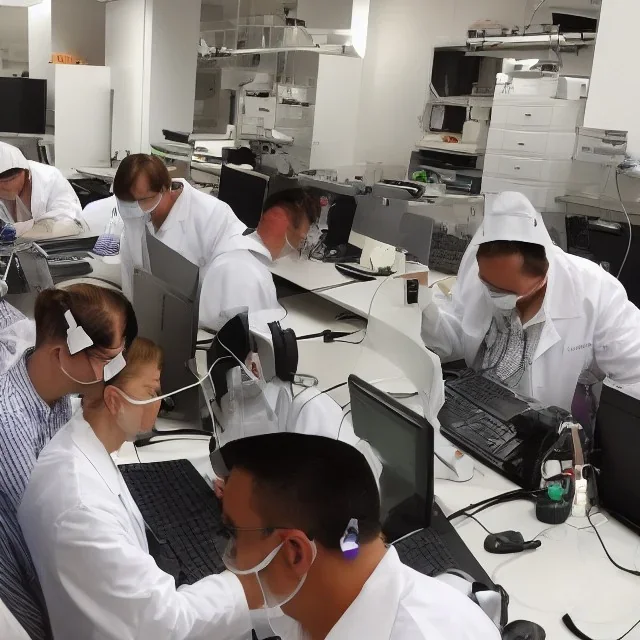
top-left (421, 192), bottom-right (640, 411)
top-left (120, 180), bottom-right (246, 300)
top-left (200, 232), bottom-right (280, 331)
top-left (272, 547), bottom-right (500, 640)
top-left (18, 411), bottom-right (252, 640)
top-left (27, 161), bottom-right (82, 221)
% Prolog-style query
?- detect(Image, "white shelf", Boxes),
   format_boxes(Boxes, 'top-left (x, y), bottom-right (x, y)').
top-left (427, 95), bottom-right (493, 108)
top-left (416, 136), bottom-right (485, 156)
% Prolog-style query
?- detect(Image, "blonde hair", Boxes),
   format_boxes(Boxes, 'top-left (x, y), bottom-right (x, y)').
top-left (112, 337), bottom-right (163, 388)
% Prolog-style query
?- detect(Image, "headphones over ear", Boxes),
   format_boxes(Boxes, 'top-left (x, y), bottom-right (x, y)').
top-left (268, 321), bottom-right (298, 382)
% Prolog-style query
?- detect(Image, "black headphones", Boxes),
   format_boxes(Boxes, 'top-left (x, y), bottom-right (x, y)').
top-left (268, 321), bottom-right (299, 382)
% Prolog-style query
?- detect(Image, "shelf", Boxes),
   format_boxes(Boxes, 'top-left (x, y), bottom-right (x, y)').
top-left (427, 95), bottom-right (493, 108)
top-left (416, 137), bottom-right (485, 156)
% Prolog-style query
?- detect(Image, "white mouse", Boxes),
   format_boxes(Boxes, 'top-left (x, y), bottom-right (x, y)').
top-left (434, 443), bottom-right (474, 482)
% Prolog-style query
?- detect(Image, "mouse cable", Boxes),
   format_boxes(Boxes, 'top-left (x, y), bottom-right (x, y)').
top-left (586, 507), bottom-right (640, 578)
top-left (563, 613), bottom-right (640, 640)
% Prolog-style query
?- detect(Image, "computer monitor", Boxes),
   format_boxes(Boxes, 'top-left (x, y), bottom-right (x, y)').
top-left (217, 164), bottom-right (269, 228)
top-left (351, 195), bottom-right (435, 265)
top-left (594, 384), bottom-right (640, 534)
top-left (133, 233), bottom-right (201, 424)
top-left (348, 374), bottom-right (434, 541)
top-left (0, 78), bottom-right (47, 135)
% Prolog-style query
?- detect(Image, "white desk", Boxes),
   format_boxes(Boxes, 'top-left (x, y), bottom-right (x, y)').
top-left (271, 257), bottom-right (357, 291)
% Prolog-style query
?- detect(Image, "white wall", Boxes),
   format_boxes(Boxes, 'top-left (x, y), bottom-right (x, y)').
top-left (584, 0), bottom-right (639, 151)
top-left (296, 0), bottom-right (352, 29)
top-left (147, 0), bottom-right (200, 147)
top-left (0, 7), bottom-right (28, 76)
top-left (354, 0), bottom-right (528, 166)
top-left (106, 0), bottom-right (148, 157)
top-left (51, 0), bottom-right (105, 66)
top-left (28, 0), bottom-right (53, 110)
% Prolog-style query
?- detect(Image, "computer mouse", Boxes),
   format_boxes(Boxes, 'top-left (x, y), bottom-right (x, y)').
top-left (502, 620), bottom-right (546, 640)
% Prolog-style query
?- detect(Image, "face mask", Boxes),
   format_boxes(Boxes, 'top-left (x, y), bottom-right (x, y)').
top-left (60, 351), bottom-right (126, 386)
top-left (483, 277), bottom-right (547, 313)
top-left (277, 233), bottom-right (301, 261)
top-left (116, 193), bottom-right (163, 221)
top-left (111, 387), bottom-right (157, 442)
top-left (223, 538), bottom-right (317, 611)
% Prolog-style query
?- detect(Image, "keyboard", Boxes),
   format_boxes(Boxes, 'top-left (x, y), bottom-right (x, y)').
top-left (428, 232), bottom-right (470, 275)
top-left (447, 373), bottom-right (529, 422)
top-left (120, 460), bottom-right (228, 586)
top-left (394, 528), bottom-right (459, 577)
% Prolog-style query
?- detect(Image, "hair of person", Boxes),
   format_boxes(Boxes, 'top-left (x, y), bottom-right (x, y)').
top-left (108, 337), bottom-right (163, 388)
top-left (222, 433), bottom-right (382, 550)
top-left (476, 240), bottom-right (549, 278)
top-left (262, 188), bottom-right (321, 229)
top-left (0, 168), bottom-right (27, 181)
top-left (34, 284), bottom-right (138, 351)
top-left (113, 154), bottom-right (171, 201)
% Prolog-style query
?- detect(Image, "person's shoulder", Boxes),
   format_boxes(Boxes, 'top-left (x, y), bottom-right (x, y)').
top-left (28, 160), bottom-right (66, 182)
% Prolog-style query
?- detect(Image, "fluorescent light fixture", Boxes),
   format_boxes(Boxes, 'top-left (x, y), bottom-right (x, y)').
top-left (0, 0), bottom-right (44, 6)
top-left (351, 0), bottom-right (370, 58)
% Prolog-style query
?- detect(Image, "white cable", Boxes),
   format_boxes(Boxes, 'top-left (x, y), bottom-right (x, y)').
top-left (525, 0), bottom-right (548, 32)
top-left (615, 171), bottom-right (633, 279)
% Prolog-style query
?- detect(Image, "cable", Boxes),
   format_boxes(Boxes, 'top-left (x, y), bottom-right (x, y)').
top-left (293, 381), bottom-right (349, 417)
top-left (615, 170), bottom-right (633, 279)
top-left (525, 0), bottom-right (548, 32)
top-left (586, 507), bottom-right (640, 577)
top-left (563, 614), bottom-right (640, 640)
top-left (447, 488), bottom-right (541, 523)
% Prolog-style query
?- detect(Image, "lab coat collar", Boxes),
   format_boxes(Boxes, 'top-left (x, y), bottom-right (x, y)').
top-left (248, 231), bottom-right (273, 263)
top-left (69, 410), bottom-right (121, 496)
top-left (325, 547), bottom-right (405, 640)
top-left (152, 179), bottom-right (191, 235)
top-left (543, 250), bottom-right (581, 321)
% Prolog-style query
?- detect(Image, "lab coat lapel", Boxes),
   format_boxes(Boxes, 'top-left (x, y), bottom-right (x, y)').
top-left (156, 179), bottom-right (191, 236)
top-left (533, 255), bottom-right (580, 362)
top-left (326, 548), bottom-right (404, 640)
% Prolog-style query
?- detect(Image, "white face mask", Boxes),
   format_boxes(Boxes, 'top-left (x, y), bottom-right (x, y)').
top-left (116, 193), bottom-right (163, 221)
top-left (483, 277), bottom-right (547, 313)
top-left (223, 538), bottom-right (317, 611)
top-left (111, 387), bottom-right (157, 442)
top-left (276, 233), bottom-right (301, 261)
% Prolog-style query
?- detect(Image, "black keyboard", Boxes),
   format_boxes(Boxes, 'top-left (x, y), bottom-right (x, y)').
top-left (120, 460), bottom-right (227, 586)
top-left (440, 389), bottom-right (522, 461)
top-left (428, 232), bottom-right (469, 275)
top-left (447, 373), bottom-right (529, 422)
top-left (394, 528), bottom-right (459, 577)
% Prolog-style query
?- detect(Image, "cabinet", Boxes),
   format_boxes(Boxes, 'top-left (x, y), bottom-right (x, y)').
top-left (482, 96), bottom-right (587, 212)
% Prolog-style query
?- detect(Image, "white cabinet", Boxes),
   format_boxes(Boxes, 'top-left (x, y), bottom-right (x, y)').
top-left (482, 96), bottom-right (586, 212)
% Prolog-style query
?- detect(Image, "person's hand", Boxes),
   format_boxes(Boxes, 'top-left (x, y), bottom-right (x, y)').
top-left (236, 573), bottom-right (264, 610)
top-left (214, 477), bottom-right (225, 500)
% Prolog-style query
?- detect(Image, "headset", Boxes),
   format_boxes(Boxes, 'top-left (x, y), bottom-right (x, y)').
top-left (268, 320), bottom-right (299, 382)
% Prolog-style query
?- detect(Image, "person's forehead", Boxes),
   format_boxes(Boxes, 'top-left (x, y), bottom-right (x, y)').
top-left (223, 468), bottom-right (263, 525)
top-left (477, 253), bottom-right (526, 288)
top-left (129, 172), bottom-right (157, 199)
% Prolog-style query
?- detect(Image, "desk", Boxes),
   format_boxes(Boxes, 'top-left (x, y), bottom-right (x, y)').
top-left (117, 286), bottom-right (640, 640)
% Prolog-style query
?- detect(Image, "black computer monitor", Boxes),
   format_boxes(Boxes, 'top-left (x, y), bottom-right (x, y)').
top-left (0, 78), bottom-right (47, 135)
top-left (348, 375), bottom-right (434, 541)
top-left (133, 233), bottom-right (201, 424)
top-left (217, 164), bottom-right (269, 228)
top-left (594, 384), bottom-right (640, 534)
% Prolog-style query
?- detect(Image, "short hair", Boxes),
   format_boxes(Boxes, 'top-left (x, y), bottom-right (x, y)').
top-left (476, 240), bottom-right (548, 278)
top-left (0, 168), bottom-right (26, 181)
top-left (113, 154), bottom-right (171, 201)
top-left (108, 337), bottom-right (163, 387)
top-left (34, 285), bottom-right (138, 352)
top-left (222, 433), bottom-right (382, 550)
top-left (262, 188), bottom-right (321, 229)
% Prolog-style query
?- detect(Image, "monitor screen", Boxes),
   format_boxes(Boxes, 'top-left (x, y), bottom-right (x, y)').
top-left (594, 384), bottom-right (640, 534)
top-left (348, 375), bottom-right (433, 540)
top-left (218, 164), bottom-right (269, 228)
top-left (0, 78), bottom-right (47, 135)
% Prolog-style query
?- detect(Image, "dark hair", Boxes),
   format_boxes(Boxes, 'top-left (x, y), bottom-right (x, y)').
top-left (262, 188), bottom-right (321, 229)
top-left (34, 284), bottom-right (138, 351)
top-left (113, 154), bottom-right (171, 201)
top-left (222, 433), bottom-right (382, 550)
top-left (476, 240), bottom-right (548, 278)
top-left (0, 168), bottom-right (27, 181)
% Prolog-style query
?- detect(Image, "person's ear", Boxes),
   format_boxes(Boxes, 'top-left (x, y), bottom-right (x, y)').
top-left (103, 386), bottom-right (121, 416)
top-left (281, 531), bottom-right (315, 577)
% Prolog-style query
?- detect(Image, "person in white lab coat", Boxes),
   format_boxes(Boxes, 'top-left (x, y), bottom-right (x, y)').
top-left (200, 189), bottom-right (321, 331)
top-left (0, 598), bottom-right (29, 640)
top-left (19, 337), bottom-right (258, 640)
top-left (219, 433), bottom-right (501, 640)
top-left (114, 154), bottom-right (246, 301)
top-left (421, 191), bottom-right (640, 418)
top-left (0, 141), bottom-right (82, 237)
